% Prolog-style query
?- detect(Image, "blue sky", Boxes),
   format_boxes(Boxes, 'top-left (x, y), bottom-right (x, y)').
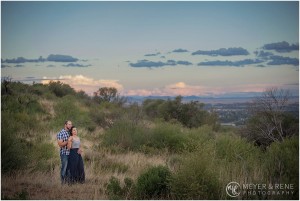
top-left (1, 1), bottom-right (299, 97)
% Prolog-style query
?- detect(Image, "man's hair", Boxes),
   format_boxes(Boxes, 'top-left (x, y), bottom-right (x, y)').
top-left (65, 120), bottom-right (71, 125)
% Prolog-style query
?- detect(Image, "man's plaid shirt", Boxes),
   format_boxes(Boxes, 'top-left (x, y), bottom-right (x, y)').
top-left (57, 128), bottom-right (70, 155)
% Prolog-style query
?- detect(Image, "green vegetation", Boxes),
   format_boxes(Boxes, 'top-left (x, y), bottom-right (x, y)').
top-left (135, 165), bottom-right (171, 199)
top-left (102, 120), bottom-right (188, 153)
top-left (1, 80), bottom-right (298, 199)
top-left (105, 166), bottom-right (171, 199)
top-left (143, 96), bottom-right (218, 129)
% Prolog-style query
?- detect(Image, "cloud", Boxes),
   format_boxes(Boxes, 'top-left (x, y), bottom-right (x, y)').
top-left (1, 64), bottom-right (11, 68)
top-left (2, 54), bottom-right (80, 63)
top-left (254, 50), bottom-right (274, 58)
top-left (42, 75), bottom-right (123, 96)
top-left (62, 63), bottom-right (92, 67)
top-left (192, 47), bottom-right (249, 56)
top-left (198, 59), bottom-right (264, 67)
top-left (177, 60), bottom-right (193, 65)
top-left (47, 54), bottom-right (78, 62)
top-left (2, 56), bottom-right (46, 63)
top-left (130, 60), bottom-right (166, 68)
top-left (144, 52), bottom-right (161, 57)
top-left (3, 57), bottom-right (41, 63)
top-left (130, 59), bottom-right (193, 68)
top-left (172, 48), bottom-right (189, 53)
top-left (262, 41), bottom-right (299, 53)
top-left (124, 82), bottom-right (276, 97)
top-left (267, 56), bottom-right (299, 66)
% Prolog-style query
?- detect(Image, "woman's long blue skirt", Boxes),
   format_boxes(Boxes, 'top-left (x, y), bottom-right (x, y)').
top-left (67, 148), bottom-right (85, 184)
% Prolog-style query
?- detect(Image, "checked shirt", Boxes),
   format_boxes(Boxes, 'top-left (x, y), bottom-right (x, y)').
top-left (57, 128), bottom-right (70, 155)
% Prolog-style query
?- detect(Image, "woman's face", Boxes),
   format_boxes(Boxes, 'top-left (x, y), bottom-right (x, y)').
top-left (72, 128), bottom-right (77, 136)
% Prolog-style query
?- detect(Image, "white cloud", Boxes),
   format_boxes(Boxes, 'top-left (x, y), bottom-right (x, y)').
top-left (41, 76), bottom-right (285, 97)
top-left (123, 82), bottom-right (279, 97)
top-left (42, 75), bottom-right (123, 95)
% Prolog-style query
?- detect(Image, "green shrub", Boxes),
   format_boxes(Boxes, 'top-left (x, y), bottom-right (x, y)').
top-left (106, 177), bottom-right (123, 200)
top-left (185, 125), bottom-right (215, 152)
top-left (170, 145), bottom-right (220, 200)
top-left (102, 121), bottom-right (189, 153)
top-left (29, 142), bottom-right (56, 171)
top-left (135, 165), bottom-right (171, 199)
top-left (142, 96), bottom-right (217, 128)
top-left (48, 81), bottom-right (76, 97)
top-left (149, 122), bottom-right (188, 152)
top-left (1, 130), bottom-right (29, 173)
top-left (106, 177), bottom-right (135, 200)
top-left (215, 133), bottom-right (259, 163)
top-left (264, 137), bottom-right (299, 199)
top-left (102, 119), bottom-right (147, 151)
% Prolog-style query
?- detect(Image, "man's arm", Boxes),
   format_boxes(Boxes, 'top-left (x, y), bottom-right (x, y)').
top-left (57, 139), bottom-right (68, 148)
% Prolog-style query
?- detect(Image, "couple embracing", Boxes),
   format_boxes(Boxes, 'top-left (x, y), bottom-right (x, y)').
top-left (57, 120), bottom-right (85, 184)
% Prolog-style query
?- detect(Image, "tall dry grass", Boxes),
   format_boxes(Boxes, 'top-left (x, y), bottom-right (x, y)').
top-left (1, 128), bottom-right (169, 199)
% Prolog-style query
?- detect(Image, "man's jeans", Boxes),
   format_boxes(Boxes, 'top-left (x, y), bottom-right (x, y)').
top-left (60, 154), bottom-right (69, 184)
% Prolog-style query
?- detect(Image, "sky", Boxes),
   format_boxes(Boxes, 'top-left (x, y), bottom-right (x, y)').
top-left (1, 1), bottom-right (299, 97)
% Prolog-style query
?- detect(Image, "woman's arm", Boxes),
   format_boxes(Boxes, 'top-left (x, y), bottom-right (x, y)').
top-left (78, 138), bottom-right (83, 155)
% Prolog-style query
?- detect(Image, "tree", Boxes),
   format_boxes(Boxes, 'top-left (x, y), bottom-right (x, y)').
top-left (142, 96), bottom-right (217, 128)
top-left (93, 87), bottom-right (126, 105)
top-left (242, 88), bottom-right (298, 147)
top-left (47, 81), bottom-right (76, 97)
top-left (1, 76), bottom-right (12, 95)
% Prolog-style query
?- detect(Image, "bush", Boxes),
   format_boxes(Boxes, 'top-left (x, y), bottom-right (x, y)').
top-left (29, 142), bottom-right (57, 171)
top-left (106, 177), bottom-right (135, 200)
top-left (106, 177), bottom-right (124, 200)
top-left (102, 119), bottom-right (147, 151)
top-left (264, 137), bottom-right (299, 199)
top-left (142, 96), bottom-right (217, 128)
top-left (215, 133), bottom-right (259, 163)
top-left (135, 165), bottom-right (171, 199)
top-left (148, 122), bottom-right (188, 152)
top-left (102, 121), bottom-right (189, 153)
top-left (170, 144), bottom-right (220, 200)
top-left (1, 130), bottom-right (29, 173)
top-left (185, 125), bottom-right (215, 152)
top-left (47, 81), bottom-right (76, 97)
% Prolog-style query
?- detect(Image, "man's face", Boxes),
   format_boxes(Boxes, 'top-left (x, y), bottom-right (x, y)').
top-left (66, 121), bottom-right (72, 130)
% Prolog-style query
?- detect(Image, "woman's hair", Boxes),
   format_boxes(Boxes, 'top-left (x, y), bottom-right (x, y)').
top-left (70, 126), bottom-right (76, 136)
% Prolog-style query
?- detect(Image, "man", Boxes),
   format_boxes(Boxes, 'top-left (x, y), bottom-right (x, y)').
top-left (57, 120), bottom-right (72, 184)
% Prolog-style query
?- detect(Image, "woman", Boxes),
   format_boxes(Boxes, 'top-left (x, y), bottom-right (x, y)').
top-left (67, 126), bottom-right (85, 184)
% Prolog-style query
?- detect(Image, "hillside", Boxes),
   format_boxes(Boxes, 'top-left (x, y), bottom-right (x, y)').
top-left (1, 80), bottom-right (299, 199)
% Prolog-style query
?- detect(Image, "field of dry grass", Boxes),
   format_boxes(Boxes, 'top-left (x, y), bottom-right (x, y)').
top-left (1, 128), bottom-right (170, 199)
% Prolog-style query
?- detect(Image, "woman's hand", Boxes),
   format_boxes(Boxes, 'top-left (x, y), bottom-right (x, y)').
top-left (77, 148), bottom-right (83, 155)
